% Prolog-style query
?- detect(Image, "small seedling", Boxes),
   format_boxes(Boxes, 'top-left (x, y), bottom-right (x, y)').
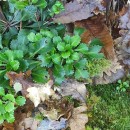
top-left (116, 80), bottom-right (129, 92)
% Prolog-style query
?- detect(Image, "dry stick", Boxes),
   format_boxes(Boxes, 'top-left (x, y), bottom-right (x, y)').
top-left (20, 21), bottom-right (22, 30)
top-left (0, 6), bottom-right (6, 22)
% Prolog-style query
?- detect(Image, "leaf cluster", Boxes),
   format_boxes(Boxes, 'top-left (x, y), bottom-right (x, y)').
top-left (27, 29), bottom-right (104, 84)
top-left (0, 87), bottom-right (26, 124)
top-left (0, 28), bottom-right (104, 85)
top-left (116, 79), bottom-right (129, 92)
top-left (0, 0), bottom-right (64, 33)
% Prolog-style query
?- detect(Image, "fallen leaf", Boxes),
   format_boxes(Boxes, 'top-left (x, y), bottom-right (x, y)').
top-left (2, 122), bottom-right (14, 130)
top-left (27, 87), bottom-right (40, 107)
top-left (7, 72), bottom-right (32, 96)
top-left (37, 118), bottom-right (67, 130)
top-left (119, 6), bottom-right (130, 29)
top-left (75, 15), bottom-right (116, 60)
top-left (26, 81), bottom-right (59, 107)
top-left (20, 117), bottom-right (40, 130)
top-left (14, 99), bottom-right (34, 130)
top-left (13, 82), bottom-right (22, 93)
top-left (7, 72), bottom-right (59, 107)
top-left (69, 106), bottom-right (88, 130)
top-left (59, 79), bottom-right (87, 103)
top-left (38, 107), bottom-right (58, 120)
top-left (54, 0), bottom-right (105, 23)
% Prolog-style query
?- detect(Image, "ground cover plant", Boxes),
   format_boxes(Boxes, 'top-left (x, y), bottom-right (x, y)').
top-left (0, 0), bottom-right (130, 130)
top-left (86, 81), bottom-right (130, 130)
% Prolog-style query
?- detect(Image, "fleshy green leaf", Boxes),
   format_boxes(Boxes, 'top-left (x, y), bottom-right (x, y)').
top-left (64, 35), bottom-right (71, 44)
top-left (66, 58), bottom-right (73, 64)
top-left (71, 52), bottom-right (80, 61)
top-left (4, 94), bottom-right (15, 102)
top-left (4, 112), bottom-right (15, 123)
top-left (75, 43), bottom-right (88, 53)
top-left (27, 32), bottom-right (35, 42)
top-left (90, 38), bottom-right (103, 46)
top-left (22, 5), bottom-right (37, 21)
top-left (86, 53), bottom-right (104, 59)
top-left (34, 33), bottom-right (42, 42)
top-left (52, 1), bottom-right (64, 14)
top-left (5, 102), bottom-right (14, 112)
top-left (15, 96), bottom-right (26, 106)
top-left (19, 60), bottom-right (29, 71)
top-left (53, 36), bottom-right (62, 44)
top-left (64, 64), bottom-right (74, 76)
top-left (74, 27), bottom-right (85, 36)
top-left (13, 50), bottom-right (23, 59)
top-left (75, 69), bottom-right (89, 79)
top-left (0, 53), bottom-right (7, 62)
top-left (40, 29), bottom-right (53, 38)
top-left (0, 87), bottom-right (5, 96)
top-left (4, 50), bottom-right (14, 61)
top-left (89, 45), bottom-right (102, 53)
top-left (74, 58), bottom-right (87, 69)
top-left (36, 0), bottom-right (47, 9)
top-left (32, 68), bottom-right (49, 83)
top-left (32, 0), bottom-right (38, 4)
top-left (65, 44), bottom-right (72, 50)
top-left (61, 51), bottom-right (70, 59)
top-left (53, 64), bottom-right (65, 84)
top-left (71, 35), bottom-right (81, 47)
top-left (0, 104), bottom-right (6, 114)
top-left (57, 42), bottom-right (65, 51)
top-left (0, 115), bottom-right (4, 124)
top-left (10, 60), bottom-right (20, 71)
top-left (38, 54), bottom-right (51, 67)
top-left (52, 54), bottom-right (61, 64)
top-left (15, 1), bottom-right (28, 9)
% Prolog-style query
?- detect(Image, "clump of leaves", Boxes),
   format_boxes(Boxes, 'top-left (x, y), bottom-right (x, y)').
top-left (116, 79), bottom-right (129, 92)
top-left (0, 0), bottom-right (64, 33)
top-left (87, 58), bottom-right (111, 77)
top-left (35, 29), bottom-right (104, 84)
top-left (0, 87), bottom-right (26, 124)
top-left (86, 84), bottom-right (130, 130)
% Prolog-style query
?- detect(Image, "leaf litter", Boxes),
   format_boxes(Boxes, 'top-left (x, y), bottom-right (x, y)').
top-left (3, 1), bottom-right (130, 130)
top-left (6, 72), bottom-right (88, 130)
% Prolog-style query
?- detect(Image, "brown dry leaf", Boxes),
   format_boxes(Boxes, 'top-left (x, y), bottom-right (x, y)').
top-left (2, 122), bottom-right (14, 130)
top-left (18, 117), bottom-right (39, 130)
top-left (7, 72), bottom-right (59, 107)
top-left (14, 99), bottom-right (34, 130)
top-left (69, 106), bottom-right (88, 130)
top-left (7, 72), bottom-right (32, 96)
top-left (75, 15), bottom-right (116, 60)
top-left (59, 79), bottom-right (87, 103)
top-left (54, 0), bottom-right (105, 23)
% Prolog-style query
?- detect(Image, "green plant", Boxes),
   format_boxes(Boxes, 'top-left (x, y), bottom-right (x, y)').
top-left (86, 84), bottom-right (130, 130)
top-left (0, 1), bottom-right (106, 86)
top-left (116, 80), bottom-right (129, 92)
top-left (30, 30), bottom-right (104, 84)
top-left (0, 87), bottom-right (26, 124)
top-left (0, 0), bottom-right (64, 34)
top-left (87, 58), bottom-right (111, 77)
